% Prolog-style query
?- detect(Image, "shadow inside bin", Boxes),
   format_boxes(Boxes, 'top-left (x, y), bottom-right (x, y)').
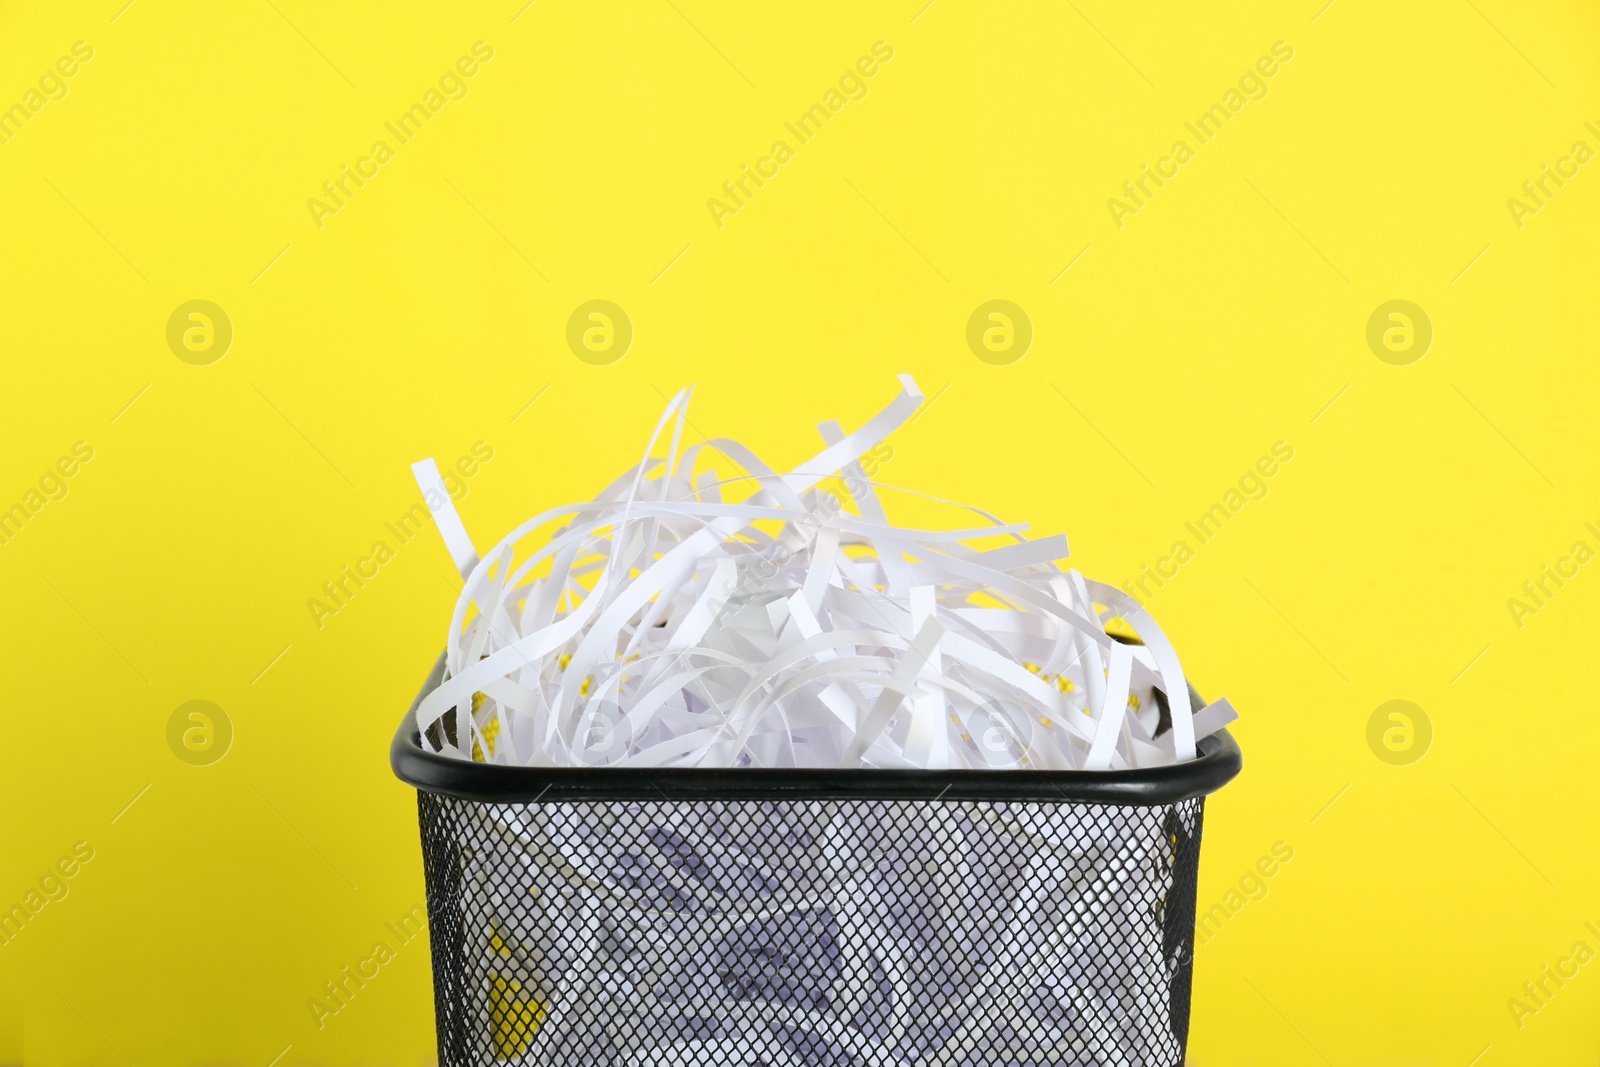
top-left (662, 906), bottom-right (900, 1052)
top-left (562, 812), bottom-right (810, 913)
top-left (715, 907), bottom-right (843, 1009)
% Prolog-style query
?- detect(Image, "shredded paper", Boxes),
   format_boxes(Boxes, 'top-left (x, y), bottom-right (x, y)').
top-left (412, 374), bottom-right (1236, 771)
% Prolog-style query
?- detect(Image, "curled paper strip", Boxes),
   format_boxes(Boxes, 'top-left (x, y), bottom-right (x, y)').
top-left (412, 375), bottom-right (1237, 770)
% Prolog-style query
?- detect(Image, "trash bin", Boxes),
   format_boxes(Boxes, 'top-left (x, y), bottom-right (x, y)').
top-left (392, 652), bottom-right (1242, 1067)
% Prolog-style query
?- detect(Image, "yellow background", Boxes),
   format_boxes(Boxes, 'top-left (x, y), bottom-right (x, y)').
top-left (2, 0), bottom-right (1598, 1062)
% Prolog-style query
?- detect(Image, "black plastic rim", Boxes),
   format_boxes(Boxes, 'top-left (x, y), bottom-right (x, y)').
top-left (390, 652), bottom-right (1242, 805)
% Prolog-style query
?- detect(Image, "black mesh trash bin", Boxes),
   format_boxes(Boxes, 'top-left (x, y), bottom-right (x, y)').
top-left (392, 654), bottom-right (1242, 1067)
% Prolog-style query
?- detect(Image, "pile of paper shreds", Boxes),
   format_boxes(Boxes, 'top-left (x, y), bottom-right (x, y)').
top-left (412, 374), bottom-right (1236, 770)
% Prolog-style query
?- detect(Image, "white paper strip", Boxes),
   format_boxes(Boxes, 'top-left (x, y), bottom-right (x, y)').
top-left (410, 458), bottom-right (480, 579)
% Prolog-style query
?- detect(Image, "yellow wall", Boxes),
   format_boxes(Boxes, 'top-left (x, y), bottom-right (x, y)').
top-left (3, 0), bottom-right (1598, 1062)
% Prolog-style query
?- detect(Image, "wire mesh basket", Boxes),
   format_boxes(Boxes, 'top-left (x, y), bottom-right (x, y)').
top-left (392, 654), bottom-right (1242, 1067)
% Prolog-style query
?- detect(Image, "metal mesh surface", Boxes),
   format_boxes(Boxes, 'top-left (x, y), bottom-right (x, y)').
top-left (416, 792), bottom-right (1206, 1067)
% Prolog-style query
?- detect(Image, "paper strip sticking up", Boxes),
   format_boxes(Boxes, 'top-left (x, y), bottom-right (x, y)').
top-left (412, 376), bottom-right (1238, 770)
top-left (411, 458), bottom-right (480, 579)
